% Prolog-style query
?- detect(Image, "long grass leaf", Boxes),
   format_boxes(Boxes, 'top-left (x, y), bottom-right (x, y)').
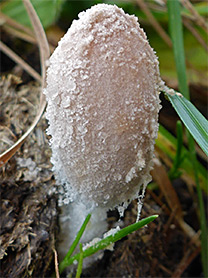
top-left (167, 0), bottom-right (208, 276)
top-left (75, 244), bottom-right (84, 278)
top-left (167, 0), bottom-right (189, 99)
top-left (169, 121), bottom-right (183, 179)
top-left (59, 214), bottom-right (91, 274)
top-left (59, 215), bottom-right (158, 273)
top-left (167, 92), bottom-right (208, 157)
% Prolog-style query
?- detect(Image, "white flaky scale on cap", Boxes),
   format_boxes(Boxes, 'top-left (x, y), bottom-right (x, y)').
top-left (44, 4), bottom-right (163, 260)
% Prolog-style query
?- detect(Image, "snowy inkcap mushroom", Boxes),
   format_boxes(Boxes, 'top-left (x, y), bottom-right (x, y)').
top-left (44, 3), bottom-right (163, 258)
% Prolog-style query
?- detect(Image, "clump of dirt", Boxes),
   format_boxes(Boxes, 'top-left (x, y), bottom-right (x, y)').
top-left (0, 75), bottom-right (58, 277)
top-left (0, 179), bottom-right (57, 277)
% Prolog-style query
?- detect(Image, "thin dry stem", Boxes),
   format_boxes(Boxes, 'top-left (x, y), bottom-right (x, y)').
top-left (180, 0), bottom-right (208, 33)
top-left (136, 0), bottom-right (172, 47)
top-left (0, 0), bottom-right (49, 167)
top-left (0, 95), bottom-right (46, 167)
top-left (23, 0), bottom-right (50, 85)
top-left (147, 188), bottom-right (171, 216)
top-left (0, 11), bottom-right (33, 36)
top-left (1, 11), bottom-right (54, 51)
top-left (158, 264), bottom-right (173, 276)
top-left (0, 41), bottom-right (41, 82)
top-left (183, 18), bottom-right (208, 52)
top-left (3, 25), bottom-right (36, 44)
top-left (152, 157), bottom-right (183, 218)
top-left (53, 248), bottom-right (60, 278)
top-left (178, 218), bottom-right (200, 247)
top-left (171, 246), bottom-right (201, 277)
top-left (152, 157), bottom-right (200, 247)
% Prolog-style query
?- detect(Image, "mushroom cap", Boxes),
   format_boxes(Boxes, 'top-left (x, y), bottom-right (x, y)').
top-left (44, 4), bottom-right (162, 210)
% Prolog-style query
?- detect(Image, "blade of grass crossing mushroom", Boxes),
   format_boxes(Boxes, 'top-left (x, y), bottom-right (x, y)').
top-left (64, 214), bottom-right (91, 262)
top-left (0, 0), bottom-right (50, 167)
top-left (59, 215), bottom-right (158, 273)
top-left (59, 214), bottom-right (91, 274)
top-left (167, 0), bottom-right (208, 276)
top-left (75, 244), bottom-right (84, 278)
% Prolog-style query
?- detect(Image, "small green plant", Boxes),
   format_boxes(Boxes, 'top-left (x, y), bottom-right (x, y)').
top-left (75, 244), bottom-right (84, 278)
top-left (167, 0), bottom-right (208, 276)
top-left (168, 120), bottom-right (184, 179)
top-left (59, 214), bottom-right (158, 274)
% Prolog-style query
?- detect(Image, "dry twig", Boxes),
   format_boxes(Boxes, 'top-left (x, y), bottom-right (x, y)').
top-left (171, 246), bottom-right (201, 277)
top-left (136, 0), bottom-right (172, 47)
top-left (53, 248), bottom-right (60, 278)
top-left (23, 0), bottom-right (50, 84)
top-left (152, 158), bottom-right (200, 246)
top-left (0, 0), bottom-right (50, 167)
top-left (3, 25), bottom-right (36, 44)
top-left (180, 0), bottom-right (208, 33)
top-left (183, 18), bottom-right (208, 52)
top-left (0, 11), bottom-right (33, 36)
top-left (0, 41), bottom-right (41, 81)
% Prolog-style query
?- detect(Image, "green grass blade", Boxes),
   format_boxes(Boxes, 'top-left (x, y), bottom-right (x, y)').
top-left (167, 0), bottom-right (208, 276)
top-left (167, 0), bottom-right (189, 99)
top-left (75, 244), bottom-right (84, 278)
top-left (187, 135), bottom-right (208, 275)
top-left (167, 93), bottom-right (208, 157)
top-left (156, 125), bottom-right (207, 193)
top-left (169, 120), bottom-right (183, 179)
top-left (59, 213), bottom-right (91, 274)
top-left (59, 215), bottom-right (158, 273)
top-left (174, 121), bottom-right (184, 167)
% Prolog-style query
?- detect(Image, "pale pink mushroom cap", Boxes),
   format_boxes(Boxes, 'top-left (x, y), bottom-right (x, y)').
top-left (44, 4), bottom-right (162, 210)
